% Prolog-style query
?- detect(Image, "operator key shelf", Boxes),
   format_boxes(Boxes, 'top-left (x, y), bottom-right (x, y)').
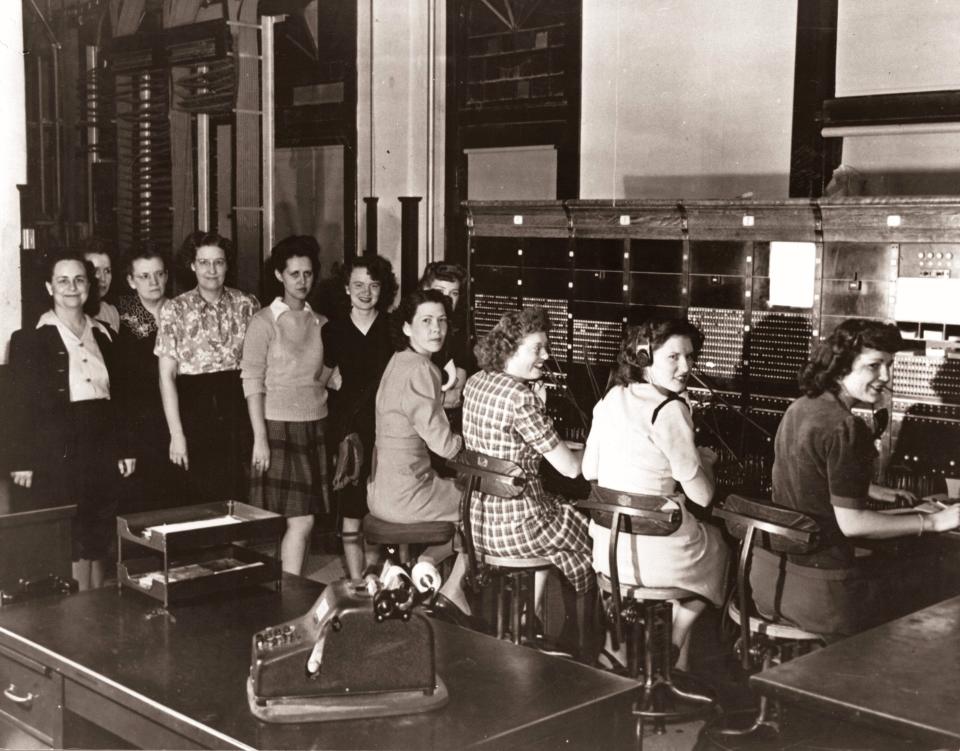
top-left (116, 501), bottom-right (285, 608)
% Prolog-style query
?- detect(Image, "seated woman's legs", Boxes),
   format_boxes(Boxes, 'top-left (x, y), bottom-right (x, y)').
top-left (672, 597), bottom-right (707, 671)
top-left (419, 542), bottom-right (470, 614)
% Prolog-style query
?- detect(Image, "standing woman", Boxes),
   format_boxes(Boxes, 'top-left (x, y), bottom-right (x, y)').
top-left (367, 289), bottom-right (469, 611)
top-left (582, 320), bottom-right (728, 668)
top-left (115, 248), bottom-right (184, 512)
top-left (462, 307), bottom-right (592, 618)
top-left (241, 236), bottom-right (330, 575)
top-left (322, 255), bottom-right (398, 579)
top-left (750, 318), bottom-right (960, 638)
top-left (155, 232), bottom-right (259, 505)
top-left (8, 250), bottom-right (136, 590)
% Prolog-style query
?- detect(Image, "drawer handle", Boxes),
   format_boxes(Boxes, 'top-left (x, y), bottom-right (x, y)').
top-left (3, 684), bottom-right (35, 706)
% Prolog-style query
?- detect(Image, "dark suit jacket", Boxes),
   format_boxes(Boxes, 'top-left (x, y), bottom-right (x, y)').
top-left (8, 323), bottom-right (129, 471)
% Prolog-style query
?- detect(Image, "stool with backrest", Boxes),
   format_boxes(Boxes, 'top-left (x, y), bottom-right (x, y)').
top-left (361, 515), bottom-right (456, 573)
top-left (712, 493), bottom-right (826, 736)
top-left (578, 484), bottom-right (716, 747)
top-left (445, 450), bottom-right (553, 646)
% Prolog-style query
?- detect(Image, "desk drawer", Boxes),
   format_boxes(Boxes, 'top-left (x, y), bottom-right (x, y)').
top-left (0, 643), bottom-right (61, 745)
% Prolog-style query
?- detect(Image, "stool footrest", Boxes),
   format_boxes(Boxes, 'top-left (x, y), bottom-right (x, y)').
top-left (484, 555), bottom-right (551, 569)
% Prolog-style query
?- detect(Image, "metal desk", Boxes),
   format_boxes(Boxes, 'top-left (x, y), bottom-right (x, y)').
top-left (0, 575), bottom-right (637, 750)
top-left (752, 594), bottom-right (960, 746)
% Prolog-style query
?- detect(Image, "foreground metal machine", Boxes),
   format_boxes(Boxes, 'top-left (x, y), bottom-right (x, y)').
top-left (248, 570), bottom-right (447, 723)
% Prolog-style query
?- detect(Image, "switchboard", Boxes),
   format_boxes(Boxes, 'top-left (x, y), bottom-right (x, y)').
top-left (465, 198), bottom-right (960, 498)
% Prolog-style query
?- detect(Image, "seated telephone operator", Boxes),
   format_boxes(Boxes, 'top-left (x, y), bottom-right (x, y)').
top-left (750, 318), bottom-right (960, 638)
top-left (367, 289), bottom-right (470, 614)
top-left (462, 307), bottom-right (593, 619)
top-left (582, 320), bottom-right (728, 669)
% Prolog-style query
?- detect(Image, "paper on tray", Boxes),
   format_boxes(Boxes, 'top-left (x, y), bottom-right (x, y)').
top-left (142, 514), bottom-right (244, 539)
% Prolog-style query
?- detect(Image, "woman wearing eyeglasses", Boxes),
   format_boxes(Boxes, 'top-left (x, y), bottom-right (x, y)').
top-left (8, 249), bottom-right (135, 590)
top-left (751, 318), bottom-right (960, 638)
top-left (155, 232), bottom-right (260, 505)
top-left (114, 248), bottom-right (186, 513)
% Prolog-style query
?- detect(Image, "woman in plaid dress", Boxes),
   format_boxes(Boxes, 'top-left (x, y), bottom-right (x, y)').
top-left (241, 237), bottom-right (330, 575)
top-left (462, 307), bottom-right (593, 614)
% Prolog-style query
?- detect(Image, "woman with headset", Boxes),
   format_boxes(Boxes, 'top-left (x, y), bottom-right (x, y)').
top-left (582, 319), bottom-right (727, 668)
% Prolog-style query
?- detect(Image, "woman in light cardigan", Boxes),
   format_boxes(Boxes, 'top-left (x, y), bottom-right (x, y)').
top-left (241, 237), bottom-right (331, 575)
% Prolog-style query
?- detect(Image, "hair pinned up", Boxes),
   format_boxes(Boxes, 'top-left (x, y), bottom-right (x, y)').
top-left (613, 318), bottom-right (704, 387)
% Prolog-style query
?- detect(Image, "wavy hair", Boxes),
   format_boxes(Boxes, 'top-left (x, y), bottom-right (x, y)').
top-left (269, 235), bottom-right (320, 277)
top-left (178, 231), bottom-right (236, 267)
top-left (419, 262), bottom-right (466, 289)
top-left (336, 254), bottom-right (399, 313)
top-left (798, 318), bottom-right (904, 397)
top-left (474, 306), bottom-right (551, 373)
top-left (612, 318), bottom-right (704, 387)
top-left (44, 249), bottom-right (100, 317)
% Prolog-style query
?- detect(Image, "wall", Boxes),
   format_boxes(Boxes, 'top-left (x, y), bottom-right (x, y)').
top-left (356, 0), bottom-right (445, 280)
top-left (0, 1), bottom-right (25, 362)
top-left (834, 0), bottom-right (960, 195)
top-left (579, 0), bottom-right (798, 200)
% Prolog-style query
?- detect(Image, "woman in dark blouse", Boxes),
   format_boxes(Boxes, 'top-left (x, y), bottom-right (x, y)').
top-left (751, 318), bottom-right (960, 637)
top-left (321, 255), bottom-right (398, 579)
top-left (115, 247), bottom-right (185, 512)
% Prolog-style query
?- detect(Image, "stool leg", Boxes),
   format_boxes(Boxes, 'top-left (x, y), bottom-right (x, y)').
top-left (524, 571), bottom-right (537, 643)
top-left (496, 575), bottom-right (507, 640)
top-left (510, 574), bottom-right (522, 645)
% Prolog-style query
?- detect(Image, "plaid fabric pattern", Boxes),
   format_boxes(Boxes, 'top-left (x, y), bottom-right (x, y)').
top-left (462, 371), bottom-right (593, 593)
top-left (250, 418), bottom-right (330, 517)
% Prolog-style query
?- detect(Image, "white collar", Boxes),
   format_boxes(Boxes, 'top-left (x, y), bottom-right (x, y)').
top-left (269, 297), bottom-right (312, 320)
top-left (37, 310), bottom-right (111, 339)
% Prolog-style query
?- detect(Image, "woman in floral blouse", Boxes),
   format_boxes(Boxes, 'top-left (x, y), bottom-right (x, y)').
top-left (155, 232), bottom-right (259, 504)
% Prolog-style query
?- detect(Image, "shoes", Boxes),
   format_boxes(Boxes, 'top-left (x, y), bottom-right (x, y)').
top-left (425, 593), bottom-right (492, 634)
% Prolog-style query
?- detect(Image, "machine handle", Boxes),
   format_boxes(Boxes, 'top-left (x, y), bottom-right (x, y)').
top-left (3, 683), bottom-right (35, 706)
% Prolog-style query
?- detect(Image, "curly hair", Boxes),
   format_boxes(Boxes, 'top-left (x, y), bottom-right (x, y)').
top-left (392, 288), bottom-right (452, 350)
top-left (337, 255), bottom-right (399, 313)
top-left (44, 249), bottom-right (100, 317)
top-left (268, 235), bottom-right (320, 277)
top-left (474, 306), bottom-right (551, 373)
top-left (798, 318), bottom-right (904, 397)
top-left (178, 231), bottom-right (236, 267)
top-left (122, 244), bottom-right (168, 278)
top-left (419, 262), bottom-right (466, 289)
top-left (612, 318), bottom-right (704, 387)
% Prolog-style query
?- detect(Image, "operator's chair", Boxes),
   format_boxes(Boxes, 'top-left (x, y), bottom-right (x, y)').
top-left (712, 494), bottom-right (826, 736)
top-left (446, 450), bottom-right (552, 646)
top-left (578, 484), bottom-right (716, 748)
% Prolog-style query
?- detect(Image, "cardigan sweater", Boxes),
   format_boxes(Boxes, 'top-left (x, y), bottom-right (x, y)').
top-left (7, 323), bottom-right (129, 471)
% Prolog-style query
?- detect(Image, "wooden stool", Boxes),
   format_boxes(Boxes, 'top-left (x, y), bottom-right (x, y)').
top-left (579, 485), bottom-right (715, 748)
top-left (362, 514), bottom-right (456, 569)
top-left (712, 494), bottom-right (826, 737)
top-left (445, 451), bottom-right (558, 646)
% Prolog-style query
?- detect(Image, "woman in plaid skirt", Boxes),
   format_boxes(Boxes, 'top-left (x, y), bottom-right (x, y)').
top-left (241, 237), bottom-right (331, 575)
top-left (462, 307), bottom-right (593, 617)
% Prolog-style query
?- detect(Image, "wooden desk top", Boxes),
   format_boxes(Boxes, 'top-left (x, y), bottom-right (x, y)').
top-left (752, 594), bottom-right (960, 745)
top-left (0, 576), bottom-right (636, 750)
